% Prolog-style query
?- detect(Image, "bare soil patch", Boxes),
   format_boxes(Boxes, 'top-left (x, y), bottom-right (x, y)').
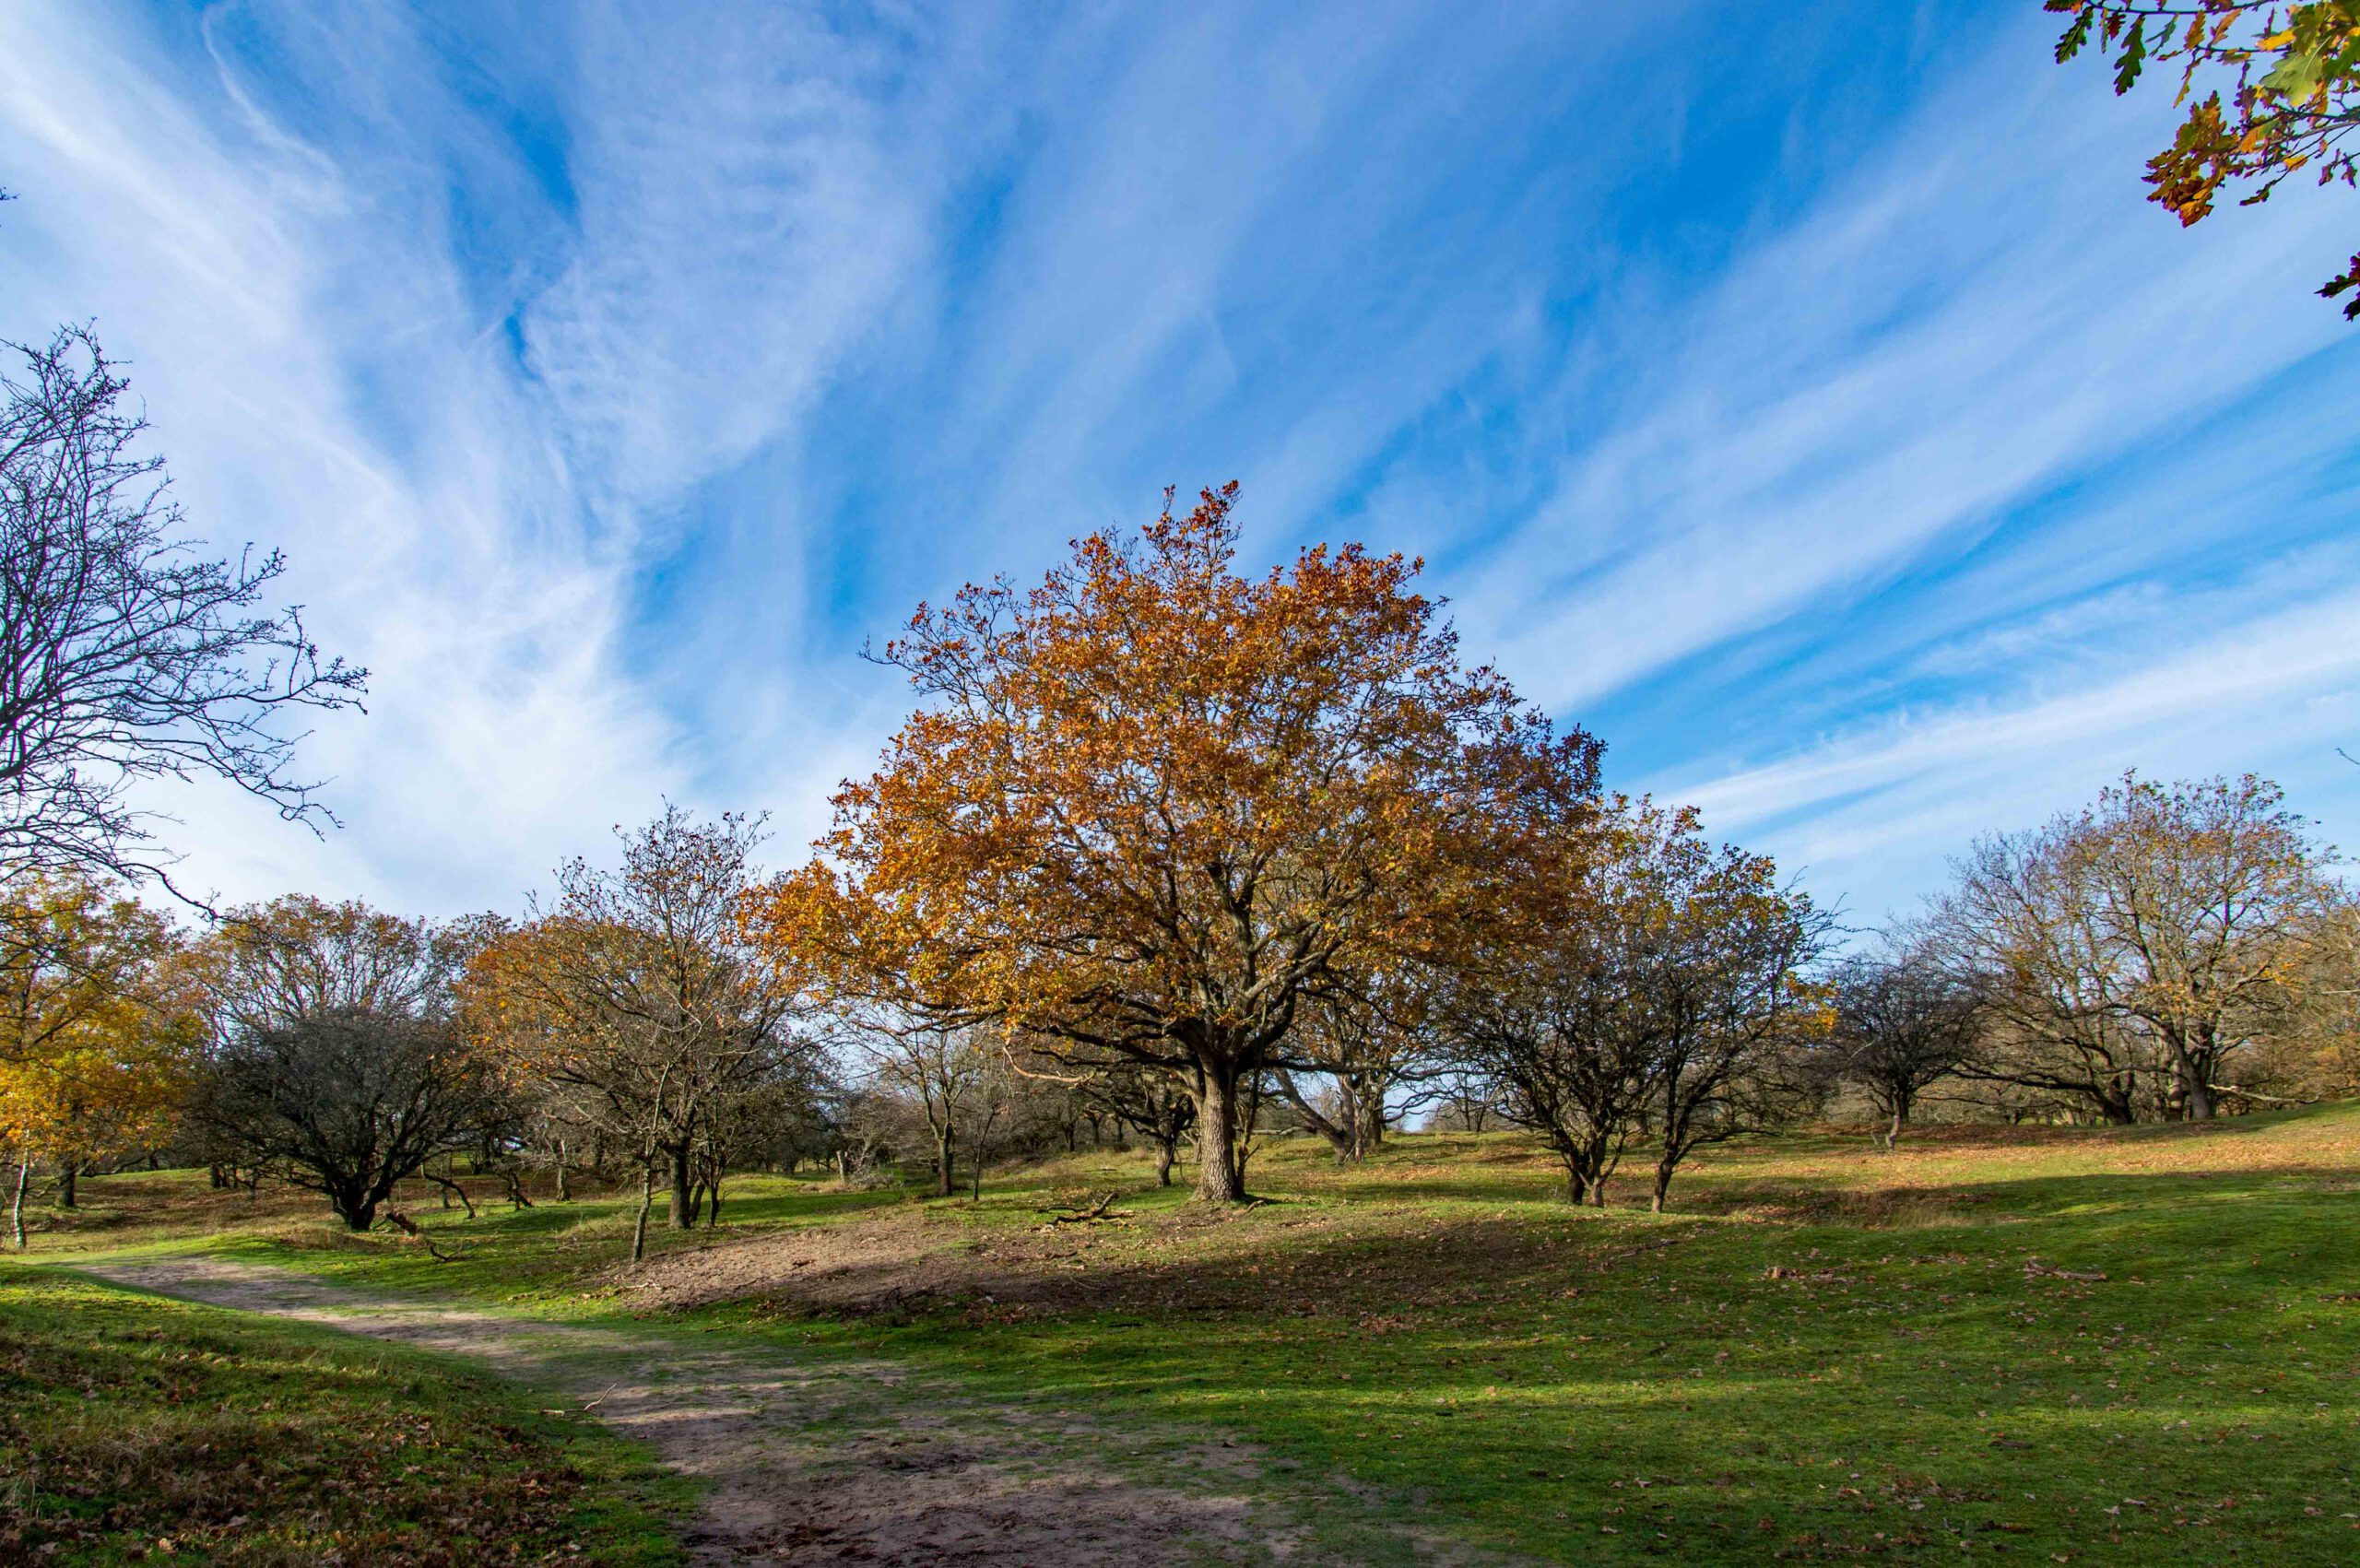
top-left (612, 1201), bottom-right (1622, 1326)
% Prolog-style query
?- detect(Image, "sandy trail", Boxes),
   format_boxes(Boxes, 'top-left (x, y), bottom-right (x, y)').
top-left (86, 1258), bottom-right (1373, 1567)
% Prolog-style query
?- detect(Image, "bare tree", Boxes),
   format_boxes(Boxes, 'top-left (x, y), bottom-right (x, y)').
top-left (1274, 976), bottom-right (1436, 1163)
top-left (197, 1007), bottom-right (503, 1232)
top-left (1418, 1069), bottom-right (1505, 1133)
top-left (0, 327), bottom-right (363, 893)
top-left (1075, 1060), bottom-right (1197, 1185)
top-left (1438, 800), bottom-right (1827, 1210)
top-left (960, 1052), bottom-right (1063, 1201)
top-left (1826, 939), bottom-right (1982, 1149)
top-left (1435, 821), bottom-right (1660, 1207)
top-left (190, 897), bottom-right (502, 1231)
top-left (1935, 829), bottom-right (2151, 1125)
top-left (1632, 841), bottom-right (1829, 1213)
top-left (464, 808), bottom-right (807, 1257)
top-left (840, 1012), bottom-right (997, 1197)
top-left (1931, 774), bottom-right (2338, 1123)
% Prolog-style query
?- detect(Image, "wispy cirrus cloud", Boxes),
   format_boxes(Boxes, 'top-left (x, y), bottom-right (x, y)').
top-left (1660, 580), bottom-right (2360, 920)
top-left (0, 1), bottom-right (2351, 928)
top-left (1452, 47), bottom-right (2345, 717)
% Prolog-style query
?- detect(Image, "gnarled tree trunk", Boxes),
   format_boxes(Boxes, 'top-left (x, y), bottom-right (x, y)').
top-left (1190, 1054), bottom-right (1245, 1203)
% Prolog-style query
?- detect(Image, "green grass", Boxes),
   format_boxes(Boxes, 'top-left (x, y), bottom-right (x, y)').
top-left (0, 1268), bottom-right (687, 1566)
top-left (14, 1104), bottom-right (2360, 1563)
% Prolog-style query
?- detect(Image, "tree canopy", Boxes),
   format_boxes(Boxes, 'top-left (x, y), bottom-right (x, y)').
top-left (753, 483), bottom-right (1599, 1201)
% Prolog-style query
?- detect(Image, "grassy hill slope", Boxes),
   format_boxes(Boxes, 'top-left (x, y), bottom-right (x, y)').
top-left (11, 1104), bottom-right (2359, 1563)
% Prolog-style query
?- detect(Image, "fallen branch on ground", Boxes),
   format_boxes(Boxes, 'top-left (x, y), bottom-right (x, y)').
top-left (380, 1208), bottom-right (456, 1263)
top-left (2023, 1257), bottom-right (2106, 1282)
top-left (1050, 1189), bottom-right (1127, 1223)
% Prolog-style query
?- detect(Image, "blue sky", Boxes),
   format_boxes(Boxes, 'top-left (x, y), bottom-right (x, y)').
top-left (2, 1), bottom-right (2354, 927)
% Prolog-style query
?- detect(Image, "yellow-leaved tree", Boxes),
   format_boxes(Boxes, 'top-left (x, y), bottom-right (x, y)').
top-left (0, 874), bottom-right (195, 1245)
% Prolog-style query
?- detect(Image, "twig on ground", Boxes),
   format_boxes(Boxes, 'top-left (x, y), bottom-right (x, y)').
top-left (2023, 1257), bottom-right (2106, 1282)
top-left (1051, 1189), bottom-right (1127, 1223)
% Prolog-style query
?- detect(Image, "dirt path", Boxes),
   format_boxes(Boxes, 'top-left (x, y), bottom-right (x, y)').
top-left (88, 1258), bottom-right (1402, 1567)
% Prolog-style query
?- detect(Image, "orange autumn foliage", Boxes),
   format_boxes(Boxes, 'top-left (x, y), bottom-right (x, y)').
top-left (750, 484), bottom-right (1599, 1200)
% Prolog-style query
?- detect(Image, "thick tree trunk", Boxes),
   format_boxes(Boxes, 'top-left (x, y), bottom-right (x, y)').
top-left (555, 1139), bottom-right (572, 1202)
top-left (10, 1158), bottom-right (27, 1250)
top-left (1191, 1055), bottom-right (1246, 1203)
top-left (57, 1167), bottom-right (76, 1209)
top-left (1153, 1138), bottom-right (1175, 1187)
top-left (334, 1188), bottom-right (377, 1232)
top-left (631, 1162), bottom-right (655, 1263)
top-left (1347, 1077), bottom-right (1387, 1157)
top-left (934, 1126), bottom-right (956, 1197)
top-left (667, 1147), bottom-right (694, 1229)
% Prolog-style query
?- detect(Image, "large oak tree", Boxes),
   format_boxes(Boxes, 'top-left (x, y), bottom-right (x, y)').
top-left (756, 484), bottom-right (1597, 1201)
top-left (1934, 772), bottom-right (2338, 1121)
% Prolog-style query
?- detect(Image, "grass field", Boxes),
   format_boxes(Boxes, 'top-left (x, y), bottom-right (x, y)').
top-left (0, 1268), bottom-right (686, 1566)
top-left (8, 1104), bottom-right (2359, 1564)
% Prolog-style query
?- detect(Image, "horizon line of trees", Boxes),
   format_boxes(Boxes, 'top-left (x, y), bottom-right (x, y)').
top-left (6, 486), bottom-right (2354, 1252)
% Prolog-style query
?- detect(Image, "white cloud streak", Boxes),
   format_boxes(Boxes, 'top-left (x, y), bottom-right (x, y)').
top-left (1, 3), bottom-right (2351, 932)
top-left (1453, 45), bottom-right (2347, 713)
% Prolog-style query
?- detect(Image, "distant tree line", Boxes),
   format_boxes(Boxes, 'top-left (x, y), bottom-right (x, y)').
top-left (1825, 772), bottom-right (2351, 1137)
top-left (3, 458), bottom-right (2354, 1249)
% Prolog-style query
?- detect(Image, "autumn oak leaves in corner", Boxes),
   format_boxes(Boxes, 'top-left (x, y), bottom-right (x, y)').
top-left (740, 484), bottom-right (1827, 1205)
top-left (2049, 2), bottom-right (2360, 315)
